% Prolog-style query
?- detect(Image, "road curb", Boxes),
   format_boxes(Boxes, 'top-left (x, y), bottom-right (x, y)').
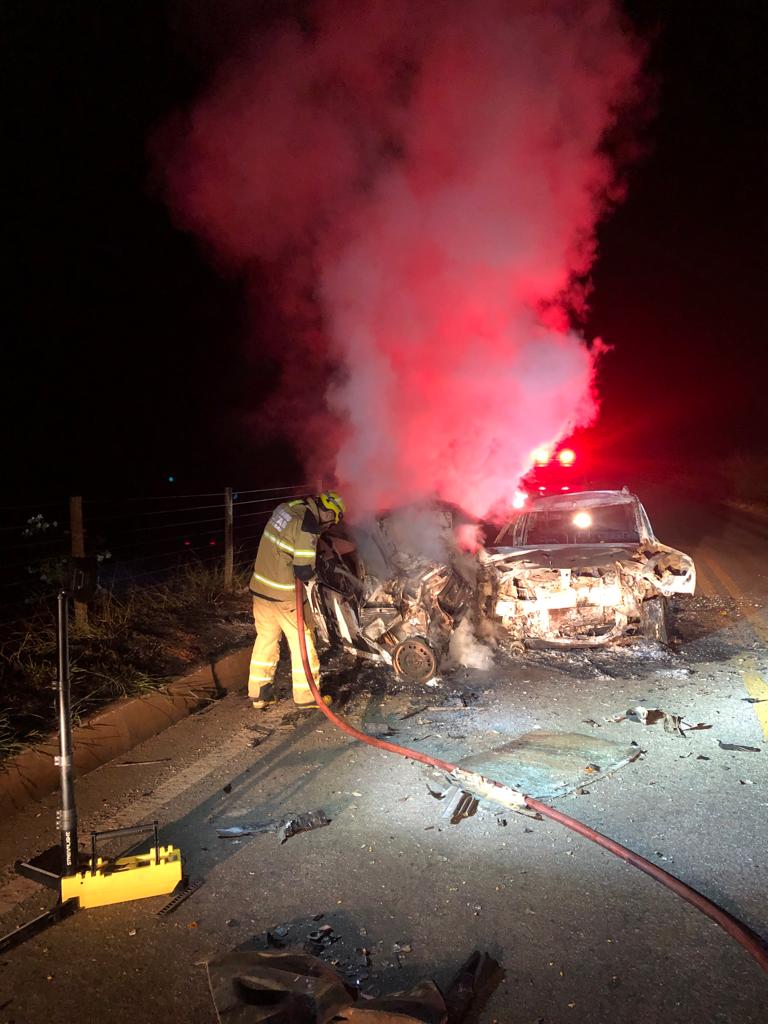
top-left (0, 645), bottom-right (251, 816)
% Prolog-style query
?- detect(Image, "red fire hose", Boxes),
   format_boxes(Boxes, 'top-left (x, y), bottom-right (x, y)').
top-left (295, 580), bottom-right (768, 973)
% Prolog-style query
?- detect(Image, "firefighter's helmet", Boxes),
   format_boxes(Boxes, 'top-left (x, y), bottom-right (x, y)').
top-left (318, 490), bottom-right (346, 524)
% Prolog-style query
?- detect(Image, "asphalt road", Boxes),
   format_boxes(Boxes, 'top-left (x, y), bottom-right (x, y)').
top-left (1, 488), bottom-right (766, 1023)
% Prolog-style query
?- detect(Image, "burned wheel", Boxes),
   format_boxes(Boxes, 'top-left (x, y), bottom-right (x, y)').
top-left (392, 637), bottom-right (438, 683)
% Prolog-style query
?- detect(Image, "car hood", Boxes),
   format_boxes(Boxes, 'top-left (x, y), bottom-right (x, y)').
top-left (484, 541), bottom-right (696, 597)
top-left (485, 543), bottom-right (640, 570)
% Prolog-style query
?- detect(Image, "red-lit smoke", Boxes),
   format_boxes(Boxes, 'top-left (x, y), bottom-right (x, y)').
top-left (160, 0), bottom-right (645, 519)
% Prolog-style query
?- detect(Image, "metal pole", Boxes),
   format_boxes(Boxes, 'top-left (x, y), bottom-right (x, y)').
top-left (69, 496), bottom-right (88, 630)
top-left (55, 591), bottom-right (78, 875)
top-left (224, 487), bottom-right (234, 591)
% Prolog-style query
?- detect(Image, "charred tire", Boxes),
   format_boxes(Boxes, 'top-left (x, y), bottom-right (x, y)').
top-left (640, 597), bottom-right (669, 644)
top-left (392, 637), bottom-right (438, 684)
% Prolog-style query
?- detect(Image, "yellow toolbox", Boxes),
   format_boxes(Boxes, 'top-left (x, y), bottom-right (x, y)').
top-left (61, 842), bottom-right (183, 909)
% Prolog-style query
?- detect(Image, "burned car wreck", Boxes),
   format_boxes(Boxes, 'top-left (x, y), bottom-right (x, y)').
top-left (479, 489), bottom-right (696, 647)
top-left (305, 491), bottom-right (696, 680)
top-left (307, 507), bottom-right (473, 683)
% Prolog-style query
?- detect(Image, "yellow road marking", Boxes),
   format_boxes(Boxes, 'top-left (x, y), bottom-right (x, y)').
top-left (742, 666), bottom-right (768, 739)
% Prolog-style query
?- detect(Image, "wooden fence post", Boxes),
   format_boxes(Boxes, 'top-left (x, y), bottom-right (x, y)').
top-left (224, 487), bottom-right (234, 591)
top-left (69, 496), bottom-right (88, 630)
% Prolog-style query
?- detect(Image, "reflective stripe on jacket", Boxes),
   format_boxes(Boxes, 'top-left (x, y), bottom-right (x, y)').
top-left (249, 498), bottom-right (320, 600)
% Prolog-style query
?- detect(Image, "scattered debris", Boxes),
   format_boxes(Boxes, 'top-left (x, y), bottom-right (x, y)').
top-left (216, 809), bottom-right (331, 843)
top-left (441, 786), bottom-right (479, 824)
top-left (740, 779), bottom-right (755, 786)
top-left (584, 763), bottom-right (601, 774)
top-left (279, 810), bottom-right (331, 844)
top-left (304, 923), bottom-right (340, 956)
top-left (217, 820), bottom-right (278, 839)
top-left (742, 697), bottom-right (766, 705)
top-left (718, 741), bottom-right (761, 753)
top-left (443, 951), bottom-right (503, 1023)
top-left (247, 724), bottom-right (276, 748)
top-left (625, 706), bottom-right (709, 737)
top-left (401, 704), bottom-right (429, 720)
top-left (425, 706), bottom-right (472, 713)
top-left (426, 785), bottom-right (445, 800)
top-left (207, 943), bottom-right (498, 1022)
top-left (662, 714), bottom-right (686, 737)
top-left (280, 709), bottom-right (307, 726)
top-left (222, 783), bottom-right (232, 794)
top-left (157, 878), bottom-right (204, 917)
top-left (373, 725), bottom-right (399, 738)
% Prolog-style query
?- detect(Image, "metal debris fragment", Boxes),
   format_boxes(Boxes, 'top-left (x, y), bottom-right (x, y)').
top-left (400, 704), bottom-right (429, 720)
top-left (441, 786), bottom-right (479, 824)
top-left (718, 741), bottom-right (761, 753)
top-left (216, 809), bottom-right (331, 842)
top-left (157, 878), bottom-right (204, 917)
top-left (625, 706), bottom-right (700, 736)
top-left (279, 810), bottom-right (331, 844)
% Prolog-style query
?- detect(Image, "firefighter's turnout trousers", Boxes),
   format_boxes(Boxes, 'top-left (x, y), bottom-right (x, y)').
top-left (249, 595), bottom-right (321, 705)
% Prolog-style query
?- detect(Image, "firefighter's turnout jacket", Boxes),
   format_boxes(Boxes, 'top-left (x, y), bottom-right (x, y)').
top-left (249, 498), bottom-right (321, 601)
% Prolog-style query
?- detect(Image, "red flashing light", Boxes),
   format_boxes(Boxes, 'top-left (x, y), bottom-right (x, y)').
top-left (558, 448), bottom-right (576, 466)
top-left (538, 485), bottom-right (546, 492)
top-left (561, 485), bottom-right (570, 491)
top-left (209, 539), bottom-right (217, 546)
top-left (531, 446), bottom-right (550, 466)
top-left (183, 539), bottom-right (191, 546)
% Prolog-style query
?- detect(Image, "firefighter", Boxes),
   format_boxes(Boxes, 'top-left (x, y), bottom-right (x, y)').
top-left (247, 490), bottom-right (346, 709)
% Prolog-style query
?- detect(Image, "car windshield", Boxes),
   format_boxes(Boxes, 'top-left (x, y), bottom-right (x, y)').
top-left (519, 502), bottom-right (640, 545)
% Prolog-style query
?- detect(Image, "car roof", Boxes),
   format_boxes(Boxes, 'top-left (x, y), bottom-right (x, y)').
top-left (526, 489), bottom-right (639, 510)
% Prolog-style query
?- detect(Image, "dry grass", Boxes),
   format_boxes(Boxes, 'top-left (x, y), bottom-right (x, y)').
top-left (0, 562), bottom-right (253, 760)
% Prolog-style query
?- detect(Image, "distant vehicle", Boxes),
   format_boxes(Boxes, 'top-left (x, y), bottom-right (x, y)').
top-left (516, 443), bottom-right (586, 504)
top-left (480, 489), bottom-right (696, 647)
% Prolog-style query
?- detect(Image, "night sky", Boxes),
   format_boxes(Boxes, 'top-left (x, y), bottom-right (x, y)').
top-left (3, 0), bottom-right (766, 501)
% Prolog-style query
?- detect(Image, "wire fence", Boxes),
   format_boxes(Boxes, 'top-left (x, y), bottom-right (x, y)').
top-left (0, 482), bottom-right (318, 633)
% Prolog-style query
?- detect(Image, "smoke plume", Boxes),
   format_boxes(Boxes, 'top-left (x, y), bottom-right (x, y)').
top-left (160, 0), bottom-right (645, 518)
